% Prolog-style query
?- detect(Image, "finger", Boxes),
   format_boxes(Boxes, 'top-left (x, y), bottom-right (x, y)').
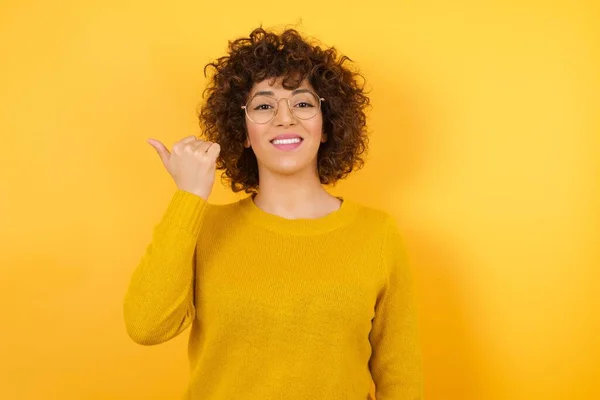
top-left (174, 135), bottom-right (200, 154)
top-left (147, 138), bottom-right (171, 167)
top-left (181, 135), bottom-right (197, 144)
top-left (192, 141), bottom-right (213, 153)
top-left (205, 142), bottom-right (221, 159)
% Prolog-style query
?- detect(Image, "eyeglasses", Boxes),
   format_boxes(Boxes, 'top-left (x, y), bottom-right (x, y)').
top-left (241, 89), bottom-right (325, 124)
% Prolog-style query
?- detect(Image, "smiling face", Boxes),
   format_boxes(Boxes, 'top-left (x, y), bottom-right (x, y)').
top-left (244, 77), bottom-right (327, 179)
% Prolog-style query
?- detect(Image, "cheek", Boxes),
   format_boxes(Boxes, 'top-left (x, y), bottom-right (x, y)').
top-left (246, 123), bottom-right (265, 145)
top-left (306, 117), bottom-right (324, 139)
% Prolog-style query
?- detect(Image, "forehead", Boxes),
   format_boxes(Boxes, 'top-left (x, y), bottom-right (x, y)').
top-left (249, 78), bottom-right (314, 96)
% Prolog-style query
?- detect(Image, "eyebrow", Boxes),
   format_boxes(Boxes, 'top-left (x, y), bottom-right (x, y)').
top-left (252, 88), bottom-right (312, 97)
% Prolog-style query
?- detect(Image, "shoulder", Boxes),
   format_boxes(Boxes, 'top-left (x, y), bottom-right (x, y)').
top-left (203, 197), bottom-right (245, 219)
top-left (346, 200), bottom-right (410, 280)
top-left (346, 199), bottom-right (406, 255)
top-left (346, 198), bottom-right (397, 232)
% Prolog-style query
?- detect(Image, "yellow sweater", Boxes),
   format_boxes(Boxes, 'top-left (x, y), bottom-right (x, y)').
top-left (123, 190), bottom-right (423, 399)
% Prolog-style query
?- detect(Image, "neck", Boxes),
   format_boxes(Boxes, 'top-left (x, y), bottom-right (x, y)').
top-left (253, 166), bottom-right (340, 219)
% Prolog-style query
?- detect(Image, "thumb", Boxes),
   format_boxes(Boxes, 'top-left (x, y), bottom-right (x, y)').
top-left (147, 138), bottom-right (170, 168)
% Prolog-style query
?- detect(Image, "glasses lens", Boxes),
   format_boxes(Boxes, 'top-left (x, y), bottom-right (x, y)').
top-left (247, 95), bottom-right (277, 124)
top-left (289, 92), bottom-right (320, 120)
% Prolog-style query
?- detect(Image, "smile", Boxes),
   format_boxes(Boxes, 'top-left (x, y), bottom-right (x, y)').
top-left (270, 137), bottom-right (304, 151)
top-left (271, 138), bottom-right (302, 145)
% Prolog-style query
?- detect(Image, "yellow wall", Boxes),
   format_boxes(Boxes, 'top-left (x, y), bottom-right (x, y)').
top-left (1, 1), bottom-right (598, 399)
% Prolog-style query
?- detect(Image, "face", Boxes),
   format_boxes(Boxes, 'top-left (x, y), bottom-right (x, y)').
top-left (243, 78), bottom-right (327, 178)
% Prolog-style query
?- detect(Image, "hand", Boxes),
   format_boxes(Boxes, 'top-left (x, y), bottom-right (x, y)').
top-left (147, 135), bottom-right (221, 201)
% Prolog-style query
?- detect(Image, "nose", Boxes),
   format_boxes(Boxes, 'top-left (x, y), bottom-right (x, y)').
top-left (272, 98), bottom-right (297, 127)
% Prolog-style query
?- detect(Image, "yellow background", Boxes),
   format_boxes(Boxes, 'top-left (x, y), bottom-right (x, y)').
top-left (1, 0), bottom-right (598, 399)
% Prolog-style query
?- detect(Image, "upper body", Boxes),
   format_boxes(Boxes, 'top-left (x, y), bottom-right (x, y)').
top-left (123, 27), bottom-right (424, 399)
top-left (124, 189), bottom-right (423, 399)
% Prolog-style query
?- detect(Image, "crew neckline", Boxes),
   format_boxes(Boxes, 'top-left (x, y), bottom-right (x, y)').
top-left (237, 194), bottom-right (359, 235)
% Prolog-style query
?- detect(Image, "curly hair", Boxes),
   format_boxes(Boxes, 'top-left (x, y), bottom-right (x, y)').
top-left (198, 26), bottom-right (370, 194)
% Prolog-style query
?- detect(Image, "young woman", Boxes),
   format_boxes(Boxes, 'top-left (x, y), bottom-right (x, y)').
top-left (124, 27), bottom-right (423, 399)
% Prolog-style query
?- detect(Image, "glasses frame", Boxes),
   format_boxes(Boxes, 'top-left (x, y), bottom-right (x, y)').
top-left (241, 90), bottom-right (326, 124)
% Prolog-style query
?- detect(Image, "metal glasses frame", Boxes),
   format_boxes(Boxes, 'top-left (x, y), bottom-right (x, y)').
top-left (241, 90), bottom-right (325, 124)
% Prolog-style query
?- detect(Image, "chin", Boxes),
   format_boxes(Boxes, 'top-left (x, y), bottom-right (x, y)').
top-left (272, 165), bottom-right (304, 176)
top-left (266, 160), bottom-right (311, 176)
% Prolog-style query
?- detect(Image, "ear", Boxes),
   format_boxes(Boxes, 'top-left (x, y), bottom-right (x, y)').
top-left (320, 131), bottom-right (328, 143)
top-left (244, 135), bottom-right (251, 148)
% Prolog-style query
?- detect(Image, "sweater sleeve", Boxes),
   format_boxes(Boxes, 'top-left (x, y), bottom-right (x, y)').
top-left (123, 190), bottom-right (208, 345)
top-left (369, 216), bottom-right (424, 399)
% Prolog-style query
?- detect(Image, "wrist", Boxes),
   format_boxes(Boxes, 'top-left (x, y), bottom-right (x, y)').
top-left (177, 187), bottom-right (210, 201)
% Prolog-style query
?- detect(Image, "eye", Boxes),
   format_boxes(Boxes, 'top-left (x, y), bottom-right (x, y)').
top-left (294, 102), bottom-right (315, 108)
top-left (253, 103), bottom-right (274, 111)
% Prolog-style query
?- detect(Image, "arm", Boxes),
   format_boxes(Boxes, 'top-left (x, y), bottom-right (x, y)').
top-left (369, 216), bottom-right (424, 399)
top-left (123, 190), bottom-right (207, 345)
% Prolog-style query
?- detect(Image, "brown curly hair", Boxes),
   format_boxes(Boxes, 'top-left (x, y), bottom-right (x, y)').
top-left (198, 26), bottom-right (370, 194)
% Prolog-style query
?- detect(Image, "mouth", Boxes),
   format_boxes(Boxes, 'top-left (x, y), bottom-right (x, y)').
top-left (270, 136), bottom-right (304, 151)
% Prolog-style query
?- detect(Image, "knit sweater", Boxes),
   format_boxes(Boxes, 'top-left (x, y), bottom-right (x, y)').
top-left (123, 189), bottom-right (423, 399)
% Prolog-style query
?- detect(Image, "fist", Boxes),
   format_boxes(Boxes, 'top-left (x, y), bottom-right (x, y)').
top-left (147, 135), bottom-right (221, 201)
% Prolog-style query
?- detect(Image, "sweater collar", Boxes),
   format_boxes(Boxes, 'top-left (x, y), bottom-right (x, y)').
top-left (237, 194), bottom-right (359, 235)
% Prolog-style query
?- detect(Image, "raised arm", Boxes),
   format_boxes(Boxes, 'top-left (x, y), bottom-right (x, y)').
top-left (123, 135), bottom-right (220, 345)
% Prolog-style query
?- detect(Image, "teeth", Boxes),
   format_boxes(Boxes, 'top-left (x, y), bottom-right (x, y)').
top-left (272, 138), bottom-right (302, 145)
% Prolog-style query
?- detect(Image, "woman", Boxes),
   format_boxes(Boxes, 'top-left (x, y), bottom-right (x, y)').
top-left (124, 27), bottom-right (423, 399)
